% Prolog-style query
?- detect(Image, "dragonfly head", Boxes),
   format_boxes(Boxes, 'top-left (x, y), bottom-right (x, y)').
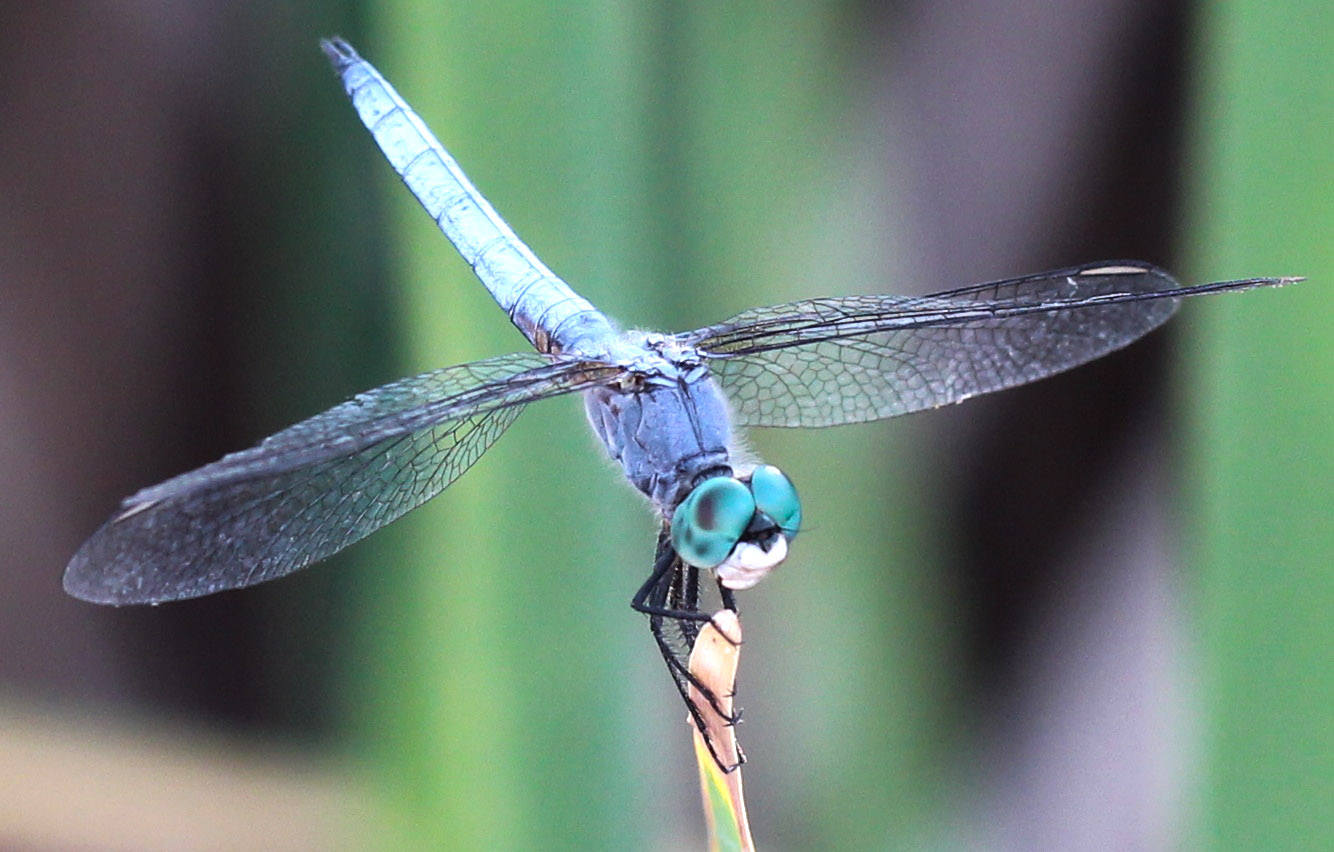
top-left (670, 465), bottom-right (801, 590)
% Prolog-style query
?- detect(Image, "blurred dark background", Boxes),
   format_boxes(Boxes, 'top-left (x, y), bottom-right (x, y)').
top-left (0, 2), bottom-right (1328, 850)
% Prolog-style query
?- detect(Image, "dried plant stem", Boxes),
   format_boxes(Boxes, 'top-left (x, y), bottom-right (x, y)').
top-left (688, 610), bottom-right (754, 852)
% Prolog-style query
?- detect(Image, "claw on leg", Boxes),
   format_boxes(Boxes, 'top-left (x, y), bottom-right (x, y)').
top-left (687, 609), bottom-right (745, 772)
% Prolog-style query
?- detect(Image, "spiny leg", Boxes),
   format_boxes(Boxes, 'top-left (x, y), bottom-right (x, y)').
top-left (673, 557), bottom-right (703, 650)
top-left (718, 581), bottom-right (738, 614)
top-left (631, 529), bottom-right (742, 770)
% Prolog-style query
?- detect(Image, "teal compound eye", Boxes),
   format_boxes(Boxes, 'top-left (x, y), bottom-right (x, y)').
top-left (671, 477), bottom-right (757, 569)
top-left (749, 464), bottom-right (801, 538)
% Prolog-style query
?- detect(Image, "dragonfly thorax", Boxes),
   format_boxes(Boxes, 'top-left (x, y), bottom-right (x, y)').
top-left (584, 363), bottom-right (733, 511)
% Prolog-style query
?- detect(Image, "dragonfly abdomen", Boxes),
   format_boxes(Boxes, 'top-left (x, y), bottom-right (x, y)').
top-left (323, 37), bottom-right (614, 357)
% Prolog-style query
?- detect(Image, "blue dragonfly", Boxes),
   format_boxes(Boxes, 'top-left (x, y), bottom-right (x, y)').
top-left (64, 38), bottom-right (1294, 762)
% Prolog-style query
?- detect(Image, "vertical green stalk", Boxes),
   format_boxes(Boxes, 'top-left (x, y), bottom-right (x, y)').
top-left (643, 4), bottom-right (949, 847)
top-left (347, 5), bottom-right (654, 848)
top-left (1184, 3), bottom-right (1334, 849)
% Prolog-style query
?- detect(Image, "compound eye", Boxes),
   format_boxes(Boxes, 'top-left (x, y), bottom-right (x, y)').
top-left (749, 464), bottom-right (801, 538)
top-left (671, 477), bottom-right (756, 569)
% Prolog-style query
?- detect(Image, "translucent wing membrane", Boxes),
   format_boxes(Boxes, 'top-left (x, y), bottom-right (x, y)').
top-left (682, 262), bottom-right (1293, 428)
top-left (64, 353), bottom-right (621, 604)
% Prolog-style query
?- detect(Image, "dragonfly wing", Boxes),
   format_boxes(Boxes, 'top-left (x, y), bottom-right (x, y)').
top-left (65, 352), bottom-right (622, 604)
top-left (681, 262), bottom-right (1291, 428)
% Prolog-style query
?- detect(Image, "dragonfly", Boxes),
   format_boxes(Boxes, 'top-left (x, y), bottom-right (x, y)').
top-left (64, 38), bottom-right (1295, 765)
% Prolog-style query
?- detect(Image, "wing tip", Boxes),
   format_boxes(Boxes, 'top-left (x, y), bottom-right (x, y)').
top-left (62, 560), bottom-right (126, 606)
top-left (63, 537), bottom-right (162, 606)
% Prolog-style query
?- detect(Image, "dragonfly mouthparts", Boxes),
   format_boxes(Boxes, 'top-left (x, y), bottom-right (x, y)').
top-left (716, 535), bottom-right (789, 591)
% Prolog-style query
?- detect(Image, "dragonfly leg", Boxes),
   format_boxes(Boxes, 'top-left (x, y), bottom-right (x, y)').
top-left (632, 529), bottom-right (743, 771)
top-left (629, 541), bottom-right (719, 623)
top-left (718, 581), bottom-right (737, 612)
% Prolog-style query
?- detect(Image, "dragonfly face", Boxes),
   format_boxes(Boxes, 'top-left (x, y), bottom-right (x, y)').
top-left (671, 465), bottom-right (801, 590)
top-left (62, 37), bottom-right (1296, 768)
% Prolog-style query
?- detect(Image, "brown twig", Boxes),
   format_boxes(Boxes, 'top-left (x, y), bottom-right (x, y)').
top-left (688, 610), bottom-right (755, 852)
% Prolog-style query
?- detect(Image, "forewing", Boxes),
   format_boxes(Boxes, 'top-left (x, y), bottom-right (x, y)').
top-left (682, 262), bottom-right (1286, 427)
top-left (65, 352), bottom-right (621, 603)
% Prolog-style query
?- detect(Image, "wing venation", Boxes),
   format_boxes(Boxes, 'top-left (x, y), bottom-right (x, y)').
top-left (64, 352), bottom-right (620, 603)
top-left (681, 262), bottom-right (1289, 427)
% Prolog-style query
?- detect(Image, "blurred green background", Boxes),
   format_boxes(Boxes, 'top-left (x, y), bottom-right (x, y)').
top-left (0, 2), bottom-right (1328, 850)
